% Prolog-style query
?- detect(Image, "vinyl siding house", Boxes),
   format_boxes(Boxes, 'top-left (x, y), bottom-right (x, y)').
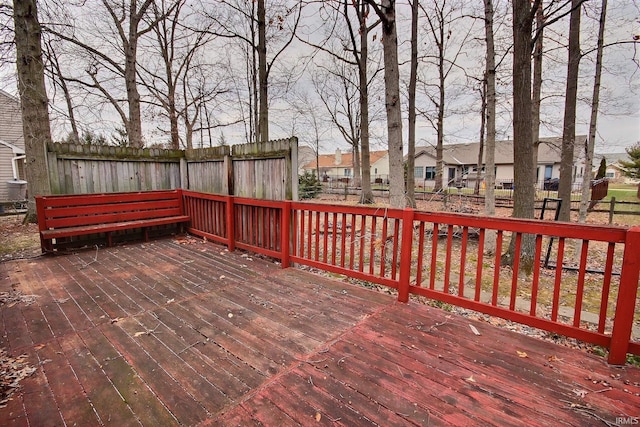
top-left (593, 152), bottom-right (636, 184)
top-left (413, 136), bottom-right (588, 190)
top-left (303, 149), bottom-right (389, 183)
top-left (0, 90), bottom-right (26, 200)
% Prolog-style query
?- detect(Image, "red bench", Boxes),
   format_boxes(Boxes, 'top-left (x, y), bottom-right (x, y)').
top-left (36, 189), bottom-right (190, 252)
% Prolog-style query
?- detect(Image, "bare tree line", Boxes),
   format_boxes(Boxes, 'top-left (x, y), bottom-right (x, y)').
top-left (2, 0), bottom-right (639, 245)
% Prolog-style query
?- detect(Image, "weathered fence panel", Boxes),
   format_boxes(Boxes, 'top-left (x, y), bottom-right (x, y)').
top-left (232, 138), bottom-right (298, 200)
top-left (46, 138), bottom-right (299, 200)
top-left (185, 146), bottom-right (230, 195)
top-left (48, 143), bottom-right (183, 194)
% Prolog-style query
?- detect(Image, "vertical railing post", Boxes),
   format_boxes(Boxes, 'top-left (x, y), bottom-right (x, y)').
top-left (398, 208), bottom-right (415, 303)
top-left (609, 226), bottom-right (640, 365)
top-left (226, 195), bottom-right (235, 252)
top-left (281, 201), bottom-right (291, 268)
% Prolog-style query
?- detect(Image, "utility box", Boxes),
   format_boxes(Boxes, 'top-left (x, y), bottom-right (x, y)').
top-left (6, 180), bottom-right (27, 201)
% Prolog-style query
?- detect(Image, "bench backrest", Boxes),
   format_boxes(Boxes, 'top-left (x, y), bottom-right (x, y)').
top-left (36, 189), bottom-right (185, 230)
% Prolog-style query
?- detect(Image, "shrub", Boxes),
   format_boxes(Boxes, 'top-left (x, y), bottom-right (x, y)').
top-left (299, 171), bottom-right (323, 199)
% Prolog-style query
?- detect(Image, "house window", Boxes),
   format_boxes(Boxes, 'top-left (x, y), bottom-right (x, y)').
top-left (344, 169), bottom-right (351, 176)
top-left (374, 168), bottom-right (378, 174)
top-left (414, 167), bottom-right (424, 178)
top-left (425, 167), bottom-right (436, 180)
top-left (544, 165), bottom-right (553, 180)
top-left (606, 172), bottom-right (615, 178)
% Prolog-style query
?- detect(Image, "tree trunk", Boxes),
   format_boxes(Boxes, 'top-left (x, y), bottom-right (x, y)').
top-left (531, 2), bottom-right (544, 189)
top-left (257, 0), bottom-right (268, 142)
top-left (434, 31), bottom-right (445, 193)
top-left (558, 0), bottom-right (582, 221)
top-left (124, 1), bottom-right (144, 148)
top-left (483, 0), bottom-right (497, 253)
top-left (504, 0), bottom-right (537, 269)
top-left (357, 1), bottom-right (374, 204)
top-left (406, 0), bottom-right (419, 208)
top-left (13, 0), bottom-right (52, 220)
top-left (353, 144), bottom-right (361, 187)
top-left (377, 0), bottom-right (405, 208)
top-left (578, 0), bottom-right (607, 223)
top-left (475, 77), bottom-right (486, 196)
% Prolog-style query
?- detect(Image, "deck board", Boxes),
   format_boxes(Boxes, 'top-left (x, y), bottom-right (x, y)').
top-left (1, 237), bottom-right (639, 426)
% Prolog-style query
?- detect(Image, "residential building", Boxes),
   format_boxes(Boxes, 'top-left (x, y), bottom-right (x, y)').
top-left (413, 136), bottom-right (588, 189)
top-left (0, 90), bottom-right (26, 200)
top-left (593, 152), bottom-right (636, 183)
top-left (303, 148), bottom-right (389, 183)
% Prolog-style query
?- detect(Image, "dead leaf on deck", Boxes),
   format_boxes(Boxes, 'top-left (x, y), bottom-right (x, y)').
top-left (516, 351), bottom-right (528, 358)
top-left (469, 324), bottom-right (481, 336)
top-left (315, 412), bottom-right (322, 421)
top-left (134, 331), bottom-right (146, 337)
top-left (466, 375), bottom-right (476, 383)
top-left (572, 388), bottom-right (588, 398)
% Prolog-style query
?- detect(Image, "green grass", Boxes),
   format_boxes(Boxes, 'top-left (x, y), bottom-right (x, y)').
top-left (604, 184), bottom-right (639, 203)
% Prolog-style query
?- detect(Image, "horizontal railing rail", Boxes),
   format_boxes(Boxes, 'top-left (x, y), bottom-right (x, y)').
top-left (183, 190), bottom-right (640, 365)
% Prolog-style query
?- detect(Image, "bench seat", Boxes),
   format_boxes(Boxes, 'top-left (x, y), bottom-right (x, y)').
top-left (36, 190), bottom-right (190, 252)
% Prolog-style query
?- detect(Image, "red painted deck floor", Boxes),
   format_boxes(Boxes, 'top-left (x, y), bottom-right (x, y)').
top-left (1, 236), bottom-right (639, 426)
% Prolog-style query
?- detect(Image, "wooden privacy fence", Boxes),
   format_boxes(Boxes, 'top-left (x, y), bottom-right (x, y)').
top-left (46, 138), bottom-right (298, 200)
top-left (182, 190), bottom-right (640, 365)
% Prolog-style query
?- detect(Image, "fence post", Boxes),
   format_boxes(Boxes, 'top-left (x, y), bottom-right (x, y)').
top-left (398, 208), bottom-right (415, 303)
top-left (226, 195), bottom-right (235, 252)
top-left (608, 226), bottom-right (640, 365)
top-left (281, 201), bottom-right (291, 268)
top-left (608, 197), bottom-right (615, 225)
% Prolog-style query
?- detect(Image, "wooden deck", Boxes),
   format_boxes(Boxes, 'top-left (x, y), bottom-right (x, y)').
top-left (1, 236), bottom-right (638, 426)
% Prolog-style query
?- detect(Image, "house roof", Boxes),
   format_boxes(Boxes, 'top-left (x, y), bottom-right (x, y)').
top-left (0, 139), bottom-right (25, 154)
top-left (0, 89), bottom-right (18, 102)
top-left (304, 150), bottom-right (388, 169)
top-left (593, 152), bottom-right (629, 166)
top-left (414, 136), bottom-right (587, 165)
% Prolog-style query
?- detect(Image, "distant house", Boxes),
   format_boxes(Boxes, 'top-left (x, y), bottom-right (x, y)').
top-left (302, 148), bottom-right (389, 182)
top-left (0, 90), bottom-right (26, 200)
top-left (297, 145), bottom-right (316, 176)
top-left (593, 152), bottom-right (636, 183)
top-left (412, 136), bottom-right (588, 189)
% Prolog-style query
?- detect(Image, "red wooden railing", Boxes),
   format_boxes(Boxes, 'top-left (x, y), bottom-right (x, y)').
top-left (182, 190), bottom-right (640, 365)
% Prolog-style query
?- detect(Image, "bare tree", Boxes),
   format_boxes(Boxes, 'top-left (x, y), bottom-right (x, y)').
top-left (417, 0), bottom-right (474, 192)
top-left (13, 0), bottom-right (52, 219)
top-left (578, 0), bottom-right (607, 223)
top-left (312, 61), bottom-right (361, 180)
top-left (505, 0), bottom-right (539, 269)
top-left (44, 39), bottom-right (80, 143)
top-left (364, 0), bottom-right (404, 208)
top-left (47, 0), bottom-right (160, 147)
top-left (557, 0), bottom-right (583, 221)
top-left (299, 1), bottom-right (381, 203)
top-left (138, 0), bottom-right (219, 149)
top-left (531, 1), bottom-right (544, 187)
top-left (203, 0), bottom-right (301, 143)
top-left (406, 0), bottom-right (419, 208)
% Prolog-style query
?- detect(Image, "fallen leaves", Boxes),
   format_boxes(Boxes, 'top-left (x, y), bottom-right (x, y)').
top-left (0, 349), bottom-right (36, 408)
top-left (516, 351), bottom-right (528, 358)
top-left (0, 291), bottom-right (38, 307)
top-left (469, 324), bottom-right (481, 336)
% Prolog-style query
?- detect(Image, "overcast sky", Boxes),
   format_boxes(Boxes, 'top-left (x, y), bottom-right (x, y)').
top-left (0, 0), bottom-right (638, 154)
